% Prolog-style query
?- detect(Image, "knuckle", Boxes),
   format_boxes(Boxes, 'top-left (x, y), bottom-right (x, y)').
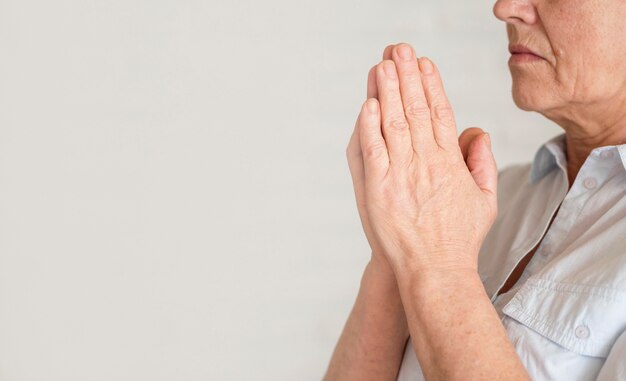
top-left (363, 143), bottom-right (386, 160)
top-left (378, 59), bottom-right (395, 74)
top-left (432, 104), bottom-right (455, 124)
top-left (426, 82), bottom-right (443, 97)
top-left (387, 118), bottom-right (409, 131)
top-left (404, 101), bottom-right (431, 120)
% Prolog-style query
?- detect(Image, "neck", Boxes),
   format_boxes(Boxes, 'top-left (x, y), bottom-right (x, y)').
top-left (544, 100), bottom-right (626, 187)
top-left (564, 129), bottom-right (626, 186)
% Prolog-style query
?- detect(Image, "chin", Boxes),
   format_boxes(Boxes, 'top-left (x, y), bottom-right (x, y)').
top-left (510, 77), bottom-right (553, 113)
top-left (511, 89), bottom-right (537, 111)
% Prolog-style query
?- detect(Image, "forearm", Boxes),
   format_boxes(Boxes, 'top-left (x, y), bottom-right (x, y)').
top-left (324, 256), bottom-right (410, 381)
top-left (395, 266), bottom-right (530, 381)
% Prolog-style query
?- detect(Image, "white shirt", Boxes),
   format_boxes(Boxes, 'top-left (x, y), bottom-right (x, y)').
top-left (396, 133), bottom-right (626, 381)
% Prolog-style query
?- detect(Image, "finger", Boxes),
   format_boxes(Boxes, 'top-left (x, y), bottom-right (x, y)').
top-left (376, 60), bottom-right (414, 167)
top-left (466, 131), bottom-right (498, 199)
top-left (383, 44), bottom-right (395, 60)
top-left (348, 114), bottom-right (383, 254)
top-left (366, 44), bottom-right (396, 99)
top-left (458, 127), bottom-right (486, 161)
top-left (347, 115), bottom-right (365, 181)
top-left (347, 114), bottom-right (368, 213)
top-left (418, 57), bottom-right (459, 152)
top-left (367, 65), bottom-right (378, 99)
top-left (359, 98), bottom-right (389, 180)
top-left (391, 43), bottom-right (437, 154)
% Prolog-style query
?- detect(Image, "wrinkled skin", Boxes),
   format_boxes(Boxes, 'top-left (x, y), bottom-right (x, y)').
top-left (346, 43), bottom-right (497, 276)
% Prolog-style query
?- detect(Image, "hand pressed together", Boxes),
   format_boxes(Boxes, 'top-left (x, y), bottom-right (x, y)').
top-left (346, 43), bottom-right (499, 278)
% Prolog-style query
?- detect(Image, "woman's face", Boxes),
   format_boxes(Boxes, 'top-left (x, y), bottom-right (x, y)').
top-left (493, 0), bottom-right (626, 125)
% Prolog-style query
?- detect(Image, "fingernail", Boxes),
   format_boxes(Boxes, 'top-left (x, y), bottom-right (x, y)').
top-left (397, 45), bottom-right (413, 61)
top-left (366, 98), bottom-right (378, 113)
top-left (382, 60), bottom-right (397, 79)
top-left (420, 57), bottom-right (434, 74)
top-left (483, 132), bottom-right (491, 148)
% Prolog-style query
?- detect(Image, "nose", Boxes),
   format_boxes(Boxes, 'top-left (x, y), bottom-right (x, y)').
top-left (493, 0), bottom-right (538, 25)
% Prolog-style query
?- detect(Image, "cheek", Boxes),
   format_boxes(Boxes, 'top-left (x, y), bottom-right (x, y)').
top-left (571, 19), bottom-right (626, 103)
top-left (554, 41), bottom-right (625, 106)
top-left (508, 0), bottom-right (626, 110)
top-left (545, 1), bottom-right (626, 103)
top-left (550, 28), bottom-right (599, 102)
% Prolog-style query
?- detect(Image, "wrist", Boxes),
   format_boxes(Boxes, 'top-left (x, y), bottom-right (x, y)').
top-left (396, 265), bottom-right (483, 301)
top-left (367, 252), bottom-right (396, 277)
top-left (388, 247), bottom-right (479, 282)
top-left (363, 254), bottom-right (410, 338)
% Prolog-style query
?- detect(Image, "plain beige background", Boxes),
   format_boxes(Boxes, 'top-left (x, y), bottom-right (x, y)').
top-left (0, 0), bottom-right (561, 380)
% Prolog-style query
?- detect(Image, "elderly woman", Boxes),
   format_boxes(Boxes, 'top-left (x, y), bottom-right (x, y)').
top-left (323, 0), bottom-right (626, 380)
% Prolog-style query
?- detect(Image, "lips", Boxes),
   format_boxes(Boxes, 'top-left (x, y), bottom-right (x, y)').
top-left (508, 44), bottom-right (544, 59)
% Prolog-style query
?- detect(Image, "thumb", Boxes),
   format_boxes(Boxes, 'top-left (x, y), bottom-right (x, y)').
top-left (461, 129), bottom-right (498, 198)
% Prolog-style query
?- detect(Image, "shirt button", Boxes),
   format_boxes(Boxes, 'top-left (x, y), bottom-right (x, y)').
top-left (583, 177), bottom-right (597, 190)
top-left (600, 150), bottom-right (614, 160)
top-left (575, 325), bottom-right (590, 339)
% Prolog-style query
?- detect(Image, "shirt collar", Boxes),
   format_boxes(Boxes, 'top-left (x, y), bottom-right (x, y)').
top-left (529, 133), bottom-right (626, 184)
top-left (529, 133), bottom-right (568, 184)
top-left (619, 144), bottom-right (626, 170)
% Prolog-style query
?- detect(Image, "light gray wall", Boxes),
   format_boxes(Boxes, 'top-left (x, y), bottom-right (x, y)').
top-left (0, 0), bottom-right (560, 380)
